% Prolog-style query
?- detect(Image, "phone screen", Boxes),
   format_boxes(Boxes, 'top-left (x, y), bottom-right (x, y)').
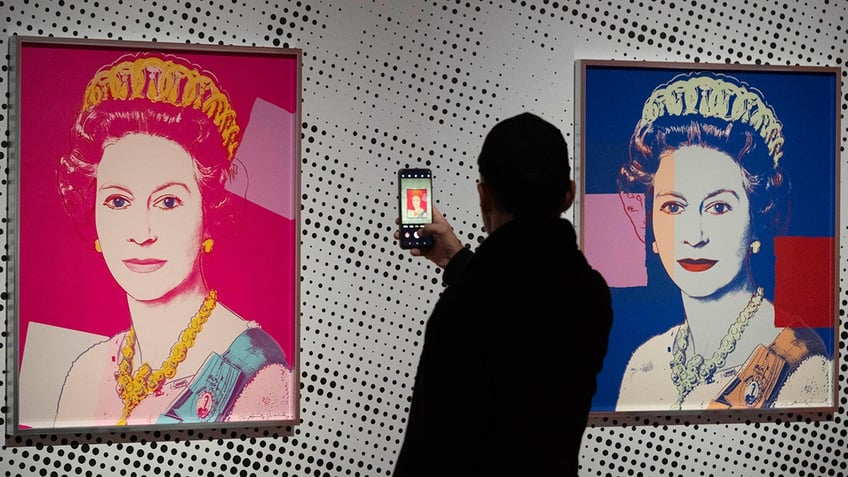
top-left (398, 168), bottom-right (433, 249)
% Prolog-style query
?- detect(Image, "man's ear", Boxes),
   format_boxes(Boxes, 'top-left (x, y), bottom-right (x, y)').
top-left (478, 181), bottom-right (495, 233)
top-left (561, 181), bottom-right (576, 212)
top-left (478, 181), bottom-right (494, 213)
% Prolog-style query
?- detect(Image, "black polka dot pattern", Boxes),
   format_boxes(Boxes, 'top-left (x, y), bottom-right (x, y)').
top-left (0, 1), bottom-right (846, 476)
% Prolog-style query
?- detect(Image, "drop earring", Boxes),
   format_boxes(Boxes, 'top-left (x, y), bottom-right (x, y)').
top-left (202, 238), bottom-right (214, 254)
top-left (750, 240), bottom-right (761, 255)
top-left (652, 241), bottom-right (658, 254)
top-left (94, 239), bottom-right (102, 253)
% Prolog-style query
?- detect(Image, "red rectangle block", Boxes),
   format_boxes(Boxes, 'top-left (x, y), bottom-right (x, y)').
top-left (773, 236), bottom-right (836, 328)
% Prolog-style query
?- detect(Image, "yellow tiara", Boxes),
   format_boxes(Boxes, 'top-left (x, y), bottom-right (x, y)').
top-left (81, 55), bottom-right (240, 161)
top-left (640, 73), bottom-right (784, 166)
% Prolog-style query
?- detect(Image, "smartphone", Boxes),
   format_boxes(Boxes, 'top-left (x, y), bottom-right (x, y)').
top-left (398, 168), bottom-right (434, 249)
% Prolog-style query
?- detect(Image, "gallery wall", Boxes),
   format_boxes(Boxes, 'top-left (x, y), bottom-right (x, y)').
top-left (0, 1), bottom-right (846, 476)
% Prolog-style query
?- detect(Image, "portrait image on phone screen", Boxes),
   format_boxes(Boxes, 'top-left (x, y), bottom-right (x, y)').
top-left (398, 168), bottom-right (434, 249)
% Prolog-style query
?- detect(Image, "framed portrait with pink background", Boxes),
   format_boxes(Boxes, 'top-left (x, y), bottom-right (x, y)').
top-left (7, 36), bottom-right (301, 433)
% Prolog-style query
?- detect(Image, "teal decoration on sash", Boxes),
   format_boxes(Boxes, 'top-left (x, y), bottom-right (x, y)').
top-left (157, 328), bottom-right (289, 424)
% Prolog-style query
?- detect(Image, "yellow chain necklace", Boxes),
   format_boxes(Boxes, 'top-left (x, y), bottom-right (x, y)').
top-left (669, 287), bottom-right (763, 409)
top-left (115, 290), bottom-right (218, 425)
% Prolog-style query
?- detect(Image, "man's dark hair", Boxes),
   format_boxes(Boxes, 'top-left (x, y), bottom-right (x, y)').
top-left (477, 112), bottom-right (571, 218)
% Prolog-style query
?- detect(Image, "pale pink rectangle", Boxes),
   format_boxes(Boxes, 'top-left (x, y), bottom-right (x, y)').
top-left (582, 193), bottom-right (647, 288)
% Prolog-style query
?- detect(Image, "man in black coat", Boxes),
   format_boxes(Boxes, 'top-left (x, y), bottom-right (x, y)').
top-left (393, 112), bottom-right (614, 476)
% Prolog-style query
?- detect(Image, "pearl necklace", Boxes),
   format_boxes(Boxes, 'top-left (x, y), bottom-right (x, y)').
top-left (115, 290), bottom-right (218, 425)
top-left (669, 287), bottom-right (764, 409)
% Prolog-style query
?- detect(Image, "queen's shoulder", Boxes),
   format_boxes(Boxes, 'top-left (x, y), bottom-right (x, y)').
top-left (630, 325), bottom-right (681, 356)
top-left (788, 354), bottom-right (833, 379)
top-left (68, 333), bottom-right (124, 367)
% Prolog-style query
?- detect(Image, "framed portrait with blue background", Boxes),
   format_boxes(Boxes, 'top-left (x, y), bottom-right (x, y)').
top-left (575, 60), bottom-right (840, 415)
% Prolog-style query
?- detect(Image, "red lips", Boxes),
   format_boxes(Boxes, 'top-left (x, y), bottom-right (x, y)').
top-left (677, 259), bottom-right (717, 272)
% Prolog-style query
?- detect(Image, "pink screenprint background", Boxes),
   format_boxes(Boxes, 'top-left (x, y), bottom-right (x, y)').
top-left (17, 43), bottom-right (299, 367)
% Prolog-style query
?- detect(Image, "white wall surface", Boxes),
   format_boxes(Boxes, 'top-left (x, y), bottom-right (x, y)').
top-left (0, 1), bottom-right (845, 476)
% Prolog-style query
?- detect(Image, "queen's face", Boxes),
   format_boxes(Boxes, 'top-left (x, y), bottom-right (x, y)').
top-left (411, 195), bottom-right (421, 209)
top-left (652, 145), bottom-right (752, 298)
top-left (95, 134), bottom-right (204, 302)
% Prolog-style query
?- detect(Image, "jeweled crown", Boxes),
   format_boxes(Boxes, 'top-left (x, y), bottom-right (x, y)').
top-left (640, 73), bottom-right (784, 165)
top-left (82, 54), bottom-right (240, 161)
